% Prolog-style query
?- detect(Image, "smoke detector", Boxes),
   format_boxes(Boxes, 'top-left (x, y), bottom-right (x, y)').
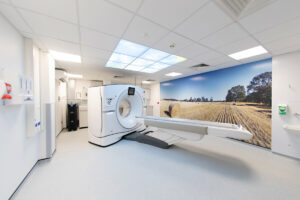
top-left (169, 43), bottom-right (176, 49)
top-left (216, 0), bottom-right (273, 20)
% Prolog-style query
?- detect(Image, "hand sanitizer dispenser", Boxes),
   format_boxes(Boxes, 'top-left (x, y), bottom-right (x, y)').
top-left (278, 104), bottom-right (287, 115)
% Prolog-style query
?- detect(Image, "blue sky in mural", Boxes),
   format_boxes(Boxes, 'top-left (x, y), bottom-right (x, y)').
top-left (160, 58), bottom-right (272, 101)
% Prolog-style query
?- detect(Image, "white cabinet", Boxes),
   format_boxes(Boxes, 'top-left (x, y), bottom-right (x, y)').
top-left (79, 105), bottom-right (88, 128)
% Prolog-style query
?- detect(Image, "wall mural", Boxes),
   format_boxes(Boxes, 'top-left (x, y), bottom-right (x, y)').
top-left (160, 58), bottom-right (272, 148)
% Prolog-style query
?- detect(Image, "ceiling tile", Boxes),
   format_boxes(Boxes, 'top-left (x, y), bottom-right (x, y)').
top-left (199, 23), bottom-right (249, 48)
top-left (177, 43), bottom-right (210, 59)
top-left (269, 45), bottom-right (300, 56)
top-left (239, 0), bottom-right (300, 34)
top-left (0, 0), bottom-right (10, 3)
top-left (19, 9), bottom-right (79, 42)
top-left (263, 34), bottom-right (300, 55)
top-left (153, 32), bottom-right (193, 54)
top-left (177, 67), bottom-right (215, 77)
top-left (138, 0), bottom-right (208, 29)
top-left (108, 0), bottom-right (142, 12)
top-left (239, 53), bottom-right (271, 64)
top-left (81, 45), bottom-right (112, 61)
top-left (167, 59), bottom-right (198, 70)
top-left (78, 0), bottom-right (133, 37)
top-left (40, 36), bottom-right (81, 55)
top-left (0, 3), bottom-right (32, 33)
top-left (254, 16), bottom-right (300, 44)
top-left (11, 0), bottom-right (77, 23)
top-left (214, 60), bottom-right (241, 69)
top-left (204, 56), bottom-right (236, 66)
top-left (175, 2), bottom-right (233, 41)
top-left (80, 27), bottom-right (119, 51)
top-left (193, 50), bottom-right (224, 63)
top-left (56, 60), bottom-right (82, 69)
top-left (82, 57), bottom-right (107, 68)
top-left (217, 37), bottom-right (260, 55)
top-left (123, 16), bottom-right (169, 46)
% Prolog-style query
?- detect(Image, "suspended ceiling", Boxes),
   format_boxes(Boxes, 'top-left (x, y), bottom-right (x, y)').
top-left (1, 0), bottom-right (300, 82)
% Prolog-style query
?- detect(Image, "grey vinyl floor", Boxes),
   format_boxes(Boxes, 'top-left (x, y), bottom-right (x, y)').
top-left (11, 128), bottom-right (300, 200)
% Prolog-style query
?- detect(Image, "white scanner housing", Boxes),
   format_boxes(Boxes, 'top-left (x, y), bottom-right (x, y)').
top-left (88, 85), bottom-right (146, 146)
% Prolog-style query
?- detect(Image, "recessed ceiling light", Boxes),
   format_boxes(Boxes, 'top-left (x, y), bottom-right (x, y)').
top-left (140, 67), bottom-right (159, 73)
top-left (228, 45), bottom-right (268, 60)
top-left (109, 53), bottom-right (136, 64)
top-left (49, 50), bottom-right (81, 63)
top-left (131, 58), bottom-right (154, 67)
top-left (114, 39), bottom-right (148, 57)
top-left (142, 80), bottom-right (152, 84)
top-left (140, 48), bottom-right (170, 61)
top-left (105, 39), bottom-right (187, 73)
top-left (125, 65), bottom-right (145, 71)
top-left (106, 61), bottom-right (127, 69)
top-left (150, 62), bottom-right (170, 69)
top-left (165, 72), bottom-right (182, 77)
top-left (160, 55), bottom-right (186, 65)
top-left (64, 72), bottom-right (83, 79)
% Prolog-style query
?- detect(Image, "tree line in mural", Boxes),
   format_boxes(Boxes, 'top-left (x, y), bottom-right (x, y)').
top-left (171, 71), bottom-right (272, 105)
top-left (225, 72), bottom-right (272, 105)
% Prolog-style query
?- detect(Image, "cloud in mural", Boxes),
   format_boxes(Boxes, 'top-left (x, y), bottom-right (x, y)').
top-left (190, 76), bottom-right (206, 81)
top-left (161, 82), bottom-right (172, 86)
top-left (252, 62), bottom-right (271, 70)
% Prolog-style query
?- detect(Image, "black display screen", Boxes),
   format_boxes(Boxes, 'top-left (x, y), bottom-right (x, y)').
top-left (128, 87), bottom-right (135, 95)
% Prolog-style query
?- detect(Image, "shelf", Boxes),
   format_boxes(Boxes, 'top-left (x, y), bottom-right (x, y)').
top-left (283, 124), bottom-right (300, 135)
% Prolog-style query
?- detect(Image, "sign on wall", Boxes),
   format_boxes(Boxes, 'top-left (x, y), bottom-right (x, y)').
top-left (160, 58), bottom-right (272, 148)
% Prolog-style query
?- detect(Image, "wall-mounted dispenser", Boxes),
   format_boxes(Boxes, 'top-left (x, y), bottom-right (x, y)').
top-left (278, 104), bottom-right (287, 115)
top-left (0, 80), bottom-right (12, 105)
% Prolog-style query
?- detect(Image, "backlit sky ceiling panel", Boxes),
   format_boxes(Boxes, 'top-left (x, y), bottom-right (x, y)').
top-left (106, 39), bottom-right (187, 73)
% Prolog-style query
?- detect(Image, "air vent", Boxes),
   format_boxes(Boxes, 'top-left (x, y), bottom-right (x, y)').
top-left (90, 80), bottom-right (102, 82)
top-left (113, 75), bottom-right (124, 79)
top-left (190, 63), bottom-right (210, 70)
top-left (216, 0), bottom-right (272, 20)
top-left (55, 67), bottom-right (67, 72)
top-left (146, 79), bottom-right (155, 82)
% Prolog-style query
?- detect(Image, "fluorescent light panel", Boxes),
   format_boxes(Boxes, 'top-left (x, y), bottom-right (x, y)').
top-left (131, 58), bottom-right (154, 67)
top-left (140, 48), bottom-right (170, 61)
top-left (109, 53), bottom-right (136, 64)
top-left (140, 68), bottom-right (159, 73)
top-left (125, 65), bottom-right (145, 71)
top-left (142, 80), bottom-right (152, 84)
top-left (165, 72), bottom-right (182, 77)
top-left (49, 50), bottom-right (81, 63)
top-left (114, 40), bottom-right (148, 57)
top-left (161, 55), bottom-right (186, 65)
top-left (105, 39), bottom-right (187, 73)
top-left (151, 62), bottom-right (170, 69)
top-left (106, 61), bottom-right (128, 69)
top-left (64, 72), bottom-right (83, 79)
top-left (229, 46), bottom-right (268, 60)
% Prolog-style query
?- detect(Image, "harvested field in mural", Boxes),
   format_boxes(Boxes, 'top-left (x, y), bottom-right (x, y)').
top-left (160, 100), bottom-right (271, 148)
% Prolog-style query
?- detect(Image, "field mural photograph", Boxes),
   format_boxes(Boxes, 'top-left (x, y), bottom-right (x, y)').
top-left (160, 58), bottom-right (272, 148)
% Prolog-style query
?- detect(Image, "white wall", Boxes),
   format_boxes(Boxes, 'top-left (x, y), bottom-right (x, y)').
top-left (272, 51), bottom-right (300, 159)
top-left (149, 83), bottom-right (160, 117)
top-left (0, 14), bottom-right (41, 200)
top-left (40, 53), bottom-right (56, 157)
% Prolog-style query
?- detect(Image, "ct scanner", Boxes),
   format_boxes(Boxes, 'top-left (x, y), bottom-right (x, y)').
top-left (88, 85), bottom-right (253, 148)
